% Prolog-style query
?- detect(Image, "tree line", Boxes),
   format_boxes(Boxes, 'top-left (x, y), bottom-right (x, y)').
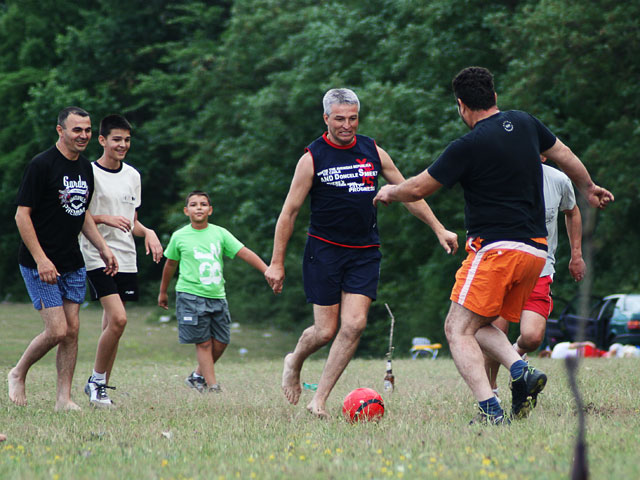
top-left (1, 0), bottom-right (638, 356)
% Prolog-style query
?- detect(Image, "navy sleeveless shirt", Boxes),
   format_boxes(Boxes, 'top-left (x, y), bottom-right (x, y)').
top-left (306, 132), bottom-right (382, 247)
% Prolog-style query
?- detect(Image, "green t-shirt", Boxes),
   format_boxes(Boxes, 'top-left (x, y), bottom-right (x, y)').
top-left (164, 223), bottom-right (244, 299)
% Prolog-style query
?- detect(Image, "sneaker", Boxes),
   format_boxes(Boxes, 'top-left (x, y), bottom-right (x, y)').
top-left (207, 384), bottom-right (222, 393)
top-left (469, 409), bottom-right (510, 426)
top-left (84, 377), bottom-right (115, 408)
top-left (185, 371), bottom-right (206, 392)
top-left (510, 365), bottom-right (547, 419)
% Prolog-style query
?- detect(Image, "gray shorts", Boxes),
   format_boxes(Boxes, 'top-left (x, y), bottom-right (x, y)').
top-left (176, 292), bottom-right (231, 345)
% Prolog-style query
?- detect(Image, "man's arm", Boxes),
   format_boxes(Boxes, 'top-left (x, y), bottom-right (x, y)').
top-left (82, 213), bottom-right (118, 276)
top-left (264, 152), bottom-right (314, 294)
top-left (236, 247), bottom-right (269, 275)
top-left (542, 138), bottom-right (614, 209)
top-left (132, 212), bottom-right (163, 263)
top-left (158, 258), bottom-right (178, 309)
top-left (563, 205), bottom-right (586, 282)
top-left (15, 206), bottom-right (59, 284)
top-left (376, 147), bottom-right (457, 254)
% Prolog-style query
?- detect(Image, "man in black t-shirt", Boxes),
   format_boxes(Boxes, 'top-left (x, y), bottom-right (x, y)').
top-left (9, 106), bottom-right (117, 411)
top-left (374, 67), bottom-right (613, 424)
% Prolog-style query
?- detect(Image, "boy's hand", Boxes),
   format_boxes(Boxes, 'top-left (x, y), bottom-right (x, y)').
top-left (158, 292), bottom-right (169, 309)
top-left (102, 215), bottom-right (132, 233)
top-left (100, 246), bottom-right (119, 276)
top-left (265, 263), bottom-right (285, 294)
top-left (144, 229), bottom-right (164, 263)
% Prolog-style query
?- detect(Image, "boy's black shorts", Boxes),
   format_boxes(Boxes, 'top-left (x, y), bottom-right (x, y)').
top-left (87, 268), bottom-right (139, 302)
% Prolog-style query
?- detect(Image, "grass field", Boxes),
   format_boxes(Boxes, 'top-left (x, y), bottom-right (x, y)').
top-left (1, 303), bottom-right (639, 479)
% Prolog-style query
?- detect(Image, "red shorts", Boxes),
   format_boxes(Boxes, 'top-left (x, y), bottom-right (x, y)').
top-left (521, 275), bottom-right (553, 321)
top-left (450, 237), bottom-right (547, 323)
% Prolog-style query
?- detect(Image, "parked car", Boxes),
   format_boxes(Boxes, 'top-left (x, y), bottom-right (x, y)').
top-left (545, 293), bottom-right (640, 350)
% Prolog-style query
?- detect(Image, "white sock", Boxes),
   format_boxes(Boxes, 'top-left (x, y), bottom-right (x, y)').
top-left (91, 370), bottom-right (106, 384)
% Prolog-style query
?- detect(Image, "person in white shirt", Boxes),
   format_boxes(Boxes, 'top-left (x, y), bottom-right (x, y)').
top-left (80, 114), bottom-right (163, 408)
top-left (486, 159), bottom-right (586, 395)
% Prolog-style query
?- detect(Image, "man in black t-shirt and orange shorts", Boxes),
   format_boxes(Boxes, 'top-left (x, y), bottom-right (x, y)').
top-left (375, 67), bottom-right (613, 424)
top-left (9, 107), bottom-right (117, 411)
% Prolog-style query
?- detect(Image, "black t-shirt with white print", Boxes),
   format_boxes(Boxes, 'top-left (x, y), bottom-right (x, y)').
top-left (16, 145), bottom-right (94, 272)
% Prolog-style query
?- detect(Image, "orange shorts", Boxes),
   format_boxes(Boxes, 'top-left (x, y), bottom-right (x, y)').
top-left (522, 275), bottom-right (553, 320)
top-left (450, 237), bottom-right (547, 323)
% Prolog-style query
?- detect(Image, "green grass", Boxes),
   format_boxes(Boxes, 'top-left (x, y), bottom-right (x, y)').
top-left (1, 303), bottom-right (639, 479)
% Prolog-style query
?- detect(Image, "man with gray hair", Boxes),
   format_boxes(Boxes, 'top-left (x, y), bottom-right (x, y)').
top-left (265, 88), bottom-right (458, 418)
top-left (322, 88), bottom-right (360, 115)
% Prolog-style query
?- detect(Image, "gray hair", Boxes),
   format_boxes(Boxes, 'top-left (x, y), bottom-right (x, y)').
top-left (322, 88), bottom-right (360, 116)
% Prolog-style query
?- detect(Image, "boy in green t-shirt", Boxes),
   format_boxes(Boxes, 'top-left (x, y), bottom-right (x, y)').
top-left (158, 191), bottom-right (268, 392)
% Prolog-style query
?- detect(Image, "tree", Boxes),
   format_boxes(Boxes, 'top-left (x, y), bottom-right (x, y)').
top-left (0, 0), bottom-right (87, 298)
top-left (0, 0), bottom-right (636, 358)
top-left (491, 0), bottom-right (640, 301)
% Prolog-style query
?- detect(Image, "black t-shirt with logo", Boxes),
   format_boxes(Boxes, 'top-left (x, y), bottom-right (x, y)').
top-left (16, 145), bottom-right (94, 272)
top-left (428, 110), bottom-right (556, 241)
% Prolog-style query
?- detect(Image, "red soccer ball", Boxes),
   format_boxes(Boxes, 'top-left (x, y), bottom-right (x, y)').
top-left (342, 387), bottom-right (385, 423)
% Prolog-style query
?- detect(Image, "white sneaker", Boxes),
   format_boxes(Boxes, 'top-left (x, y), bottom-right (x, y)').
top-left (84, 377), bottom-right (115, 408)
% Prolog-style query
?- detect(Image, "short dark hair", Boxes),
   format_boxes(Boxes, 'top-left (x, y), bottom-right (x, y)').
top-left (57, 106), bottom-right (90, 128)
top-left (452, 67), bottom-right (496, 111)
top-left (185, 190), bottom-right (211, 206)
top-left (99, 114), bottom-right (132, 138)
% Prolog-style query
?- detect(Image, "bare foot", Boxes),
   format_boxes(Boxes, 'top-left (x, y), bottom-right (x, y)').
top-left (0, 434), bottom-right (6, 442)
top-left (281, 353), bottom-right (301, 405)
top-left (8, 368), bottom-right (27, 406)
top-left (306, 400), bottom-right (329, 419)
top-left (55, 401), bottom-right (81, 412)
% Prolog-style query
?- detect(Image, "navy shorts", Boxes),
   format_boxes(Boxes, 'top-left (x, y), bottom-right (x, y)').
top-left (176, 292), bottom-right (231, 345)
top-left (302, 236), bottom-right (381, 306)
top-left (87, 268), bottom-right (139, 302)
top-left (20, 265), bottom-right (87, 310)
